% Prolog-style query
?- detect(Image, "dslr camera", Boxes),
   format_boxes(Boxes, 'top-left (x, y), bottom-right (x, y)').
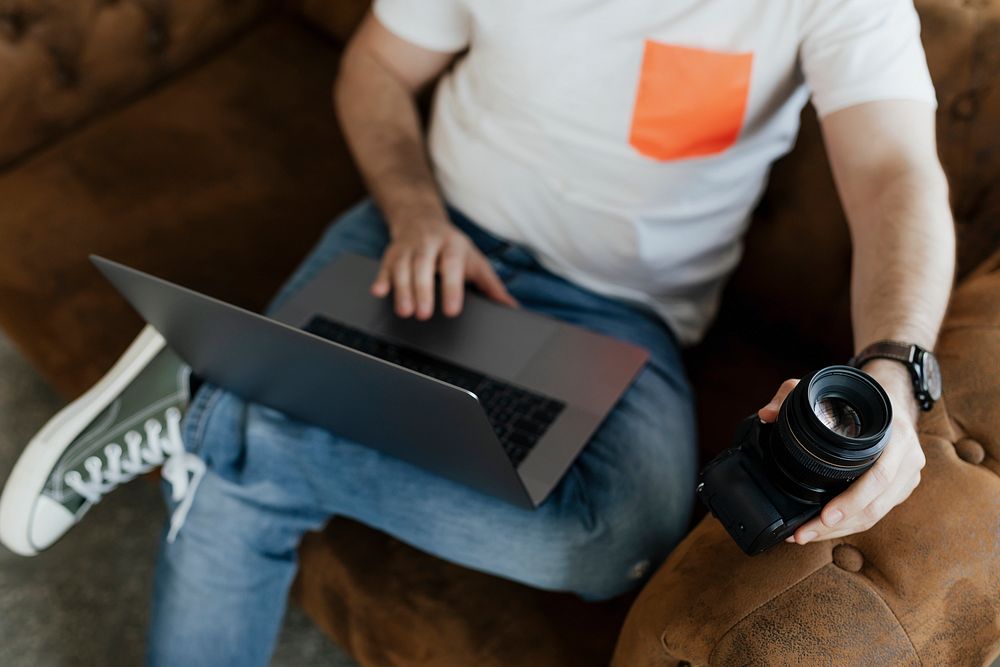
top-left (698, 365), bottom-right (892, 555)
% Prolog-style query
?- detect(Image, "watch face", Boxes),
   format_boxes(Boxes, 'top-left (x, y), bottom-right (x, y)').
top-left (922, 352), bottom-right (943, 400)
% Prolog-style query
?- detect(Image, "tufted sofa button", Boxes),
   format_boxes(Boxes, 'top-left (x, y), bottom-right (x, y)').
top-left (832, 544), bottom-right (864, 573)
top-left (951, 90), bottom-right (980, 121)
top-left (48, 51), bottom-right (79, 88)
top-left (1, 12), bottom-right (27, 41)
top-left (147, 20), bottom-right (168, 54)
top-left (955, 438), bottom-right (986, 465)
top-left (51, 53), bottom-right (79, 89)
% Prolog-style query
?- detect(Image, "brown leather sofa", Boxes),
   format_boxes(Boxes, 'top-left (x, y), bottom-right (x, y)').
top-left (0, 0), bottom-right (997, 665)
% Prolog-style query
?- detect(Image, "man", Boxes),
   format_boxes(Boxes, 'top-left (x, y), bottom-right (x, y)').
top-left (0, 0), bottom-right (955, 664)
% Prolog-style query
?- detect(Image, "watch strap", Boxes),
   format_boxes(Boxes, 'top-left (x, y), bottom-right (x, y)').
top-left (849, 340), bottom-right (915, 368)
top-left (850, 340), bottom-right (935, 412)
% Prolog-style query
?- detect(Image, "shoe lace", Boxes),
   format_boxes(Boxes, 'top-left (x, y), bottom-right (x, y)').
top-left (63, 406), bottom-right (205, 542)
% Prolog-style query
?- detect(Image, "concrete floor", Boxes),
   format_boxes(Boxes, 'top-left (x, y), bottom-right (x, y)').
top-left (0, 333), bottom-right (357, 666)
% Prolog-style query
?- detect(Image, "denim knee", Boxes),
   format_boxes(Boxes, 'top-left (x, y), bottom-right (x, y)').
top-left (514, 488), bottom-right (690, 601)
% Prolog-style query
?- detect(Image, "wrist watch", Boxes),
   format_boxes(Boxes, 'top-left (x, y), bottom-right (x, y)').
top-left (849, 341), bottom-right (942, 411)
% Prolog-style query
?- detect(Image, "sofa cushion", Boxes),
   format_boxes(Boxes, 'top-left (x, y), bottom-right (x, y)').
top-left (294, 518), bottom-right (633, 667)
top-left (0, 0), bottom-right (274, 168)
top-left (0, 17), bottom-right (363, 397)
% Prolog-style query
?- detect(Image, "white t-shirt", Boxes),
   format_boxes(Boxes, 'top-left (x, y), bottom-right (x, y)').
top-left (373, 0), bottom-right (936, 344)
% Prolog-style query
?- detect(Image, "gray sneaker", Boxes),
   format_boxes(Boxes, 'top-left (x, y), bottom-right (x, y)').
top-left (0, 325), bottom-right (202, 556)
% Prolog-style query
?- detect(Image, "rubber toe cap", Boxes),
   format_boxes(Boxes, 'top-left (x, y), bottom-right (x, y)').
top-left (27, 495), bottom-right (77, 555)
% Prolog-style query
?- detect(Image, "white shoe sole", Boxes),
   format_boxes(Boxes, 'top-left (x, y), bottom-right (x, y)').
top-left (0, 325), bottom-right (167, 556)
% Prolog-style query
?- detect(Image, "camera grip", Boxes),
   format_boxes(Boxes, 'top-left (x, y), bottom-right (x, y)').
top-left (699, 449), bottom-right (785, 555)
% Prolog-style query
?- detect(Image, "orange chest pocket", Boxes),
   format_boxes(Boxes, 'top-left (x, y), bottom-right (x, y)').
top-left (629, 40), bottom-right (753, 161)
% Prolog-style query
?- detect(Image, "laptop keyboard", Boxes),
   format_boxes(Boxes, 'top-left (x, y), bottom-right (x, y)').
top-left (304, 316), bottom-right (564, 467)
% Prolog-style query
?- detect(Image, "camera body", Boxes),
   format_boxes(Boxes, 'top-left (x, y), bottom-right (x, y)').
top-left (698, 366), bottom-right (892, 556)
top-left (698, 417), bottom-right (829, 555)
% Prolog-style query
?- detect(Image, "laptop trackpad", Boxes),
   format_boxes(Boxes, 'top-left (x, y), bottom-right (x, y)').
top-left (370, 300), bottom-right (557, 382)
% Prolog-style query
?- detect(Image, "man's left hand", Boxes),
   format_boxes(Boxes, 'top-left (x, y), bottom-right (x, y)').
top-left (757, 361), bottom-right (926, 544)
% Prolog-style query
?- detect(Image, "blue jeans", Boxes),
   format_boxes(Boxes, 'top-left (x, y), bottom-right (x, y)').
top-left (146, 201), bottom-right (698, 666)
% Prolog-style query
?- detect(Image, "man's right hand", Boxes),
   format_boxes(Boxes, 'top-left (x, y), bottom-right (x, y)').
top-left (338, 12), bottom-right (515, 320)
top-left (371, 217), bottom-right (518, 320)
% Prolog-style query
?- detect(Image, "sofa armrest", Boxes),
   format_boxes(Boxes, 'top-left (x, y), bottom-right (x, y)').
top-left (611, 258), bottom-right (1000, 666)
top-left (0, 0), bottom-right (270, 168)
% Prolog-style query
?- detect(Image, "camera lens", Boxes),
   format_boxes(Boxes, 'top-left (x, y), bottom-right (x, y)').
top-left (813, 396), bottom-right (861, 438)
top-left (767, 366), bottom-right (892, 503)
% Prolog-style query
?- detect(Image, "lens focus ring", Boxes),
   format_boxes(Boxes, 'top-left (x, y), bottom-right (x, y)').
top-left (778, 415), bottom-right (865, 481)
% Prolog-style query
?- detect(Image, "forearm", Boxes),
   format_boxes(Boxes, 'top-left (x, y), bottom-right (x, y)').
top-left (334, 48), bottom-right (447, 234)
top-left (848, 167), bottom-right (955, 417)
top-left (850, 167), bottom-right (954, 350)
